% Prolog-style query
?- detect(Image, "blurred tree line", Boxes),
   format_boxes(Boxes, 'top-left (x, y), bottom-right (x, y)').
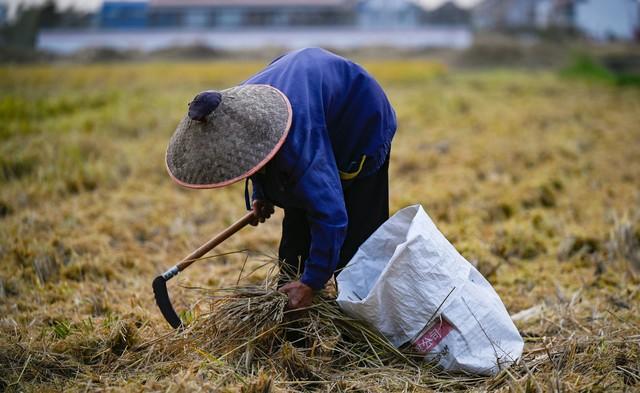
top-left (1, 0), bottom-right (93, 48)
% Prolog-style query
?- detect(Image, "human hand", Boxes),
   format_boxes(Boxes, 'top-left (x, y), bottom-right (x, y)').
top-left (250, 199), bottom-right (274, 226)
top-left (278, 280), bottom-right (314, 310)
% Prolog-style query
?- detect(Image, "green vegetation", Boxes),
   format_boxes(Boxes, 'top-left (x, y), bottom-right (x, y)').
top-left (561, 52), bottom-right (640, 87)
top-left (0, 60), bottom-right (639, 391)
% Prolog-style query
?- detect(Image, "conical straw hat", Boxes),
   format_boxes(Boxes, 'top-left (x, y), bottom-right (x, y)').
top-left (166, 84), bottom-right (292, 188)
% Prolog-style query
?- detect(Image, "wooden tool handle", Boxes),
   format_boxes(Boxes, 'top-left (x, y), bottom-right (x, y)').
top-left (176, 211), bottom-right (256, 271)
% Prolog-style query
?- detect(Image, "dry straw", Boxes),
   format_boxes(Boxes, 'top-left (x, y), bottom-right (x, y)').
top-left (2, 255), bottom-right (639, 391)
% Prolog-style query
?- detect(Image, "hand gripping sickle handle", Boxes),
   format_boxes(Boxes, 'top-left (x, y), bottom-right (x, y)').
top-left (152, 211), bottom-right (257, 329)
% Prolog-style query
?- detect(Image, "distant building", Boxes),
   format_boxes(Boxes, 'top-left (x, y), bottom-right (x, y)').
top-left (94, 0), bottom-right (439, 30)
top-left (472, 0), bottom-right (538, 30)
top-left (423, 1), bottom-right (470, 26)
top-left (95, 0), bottom-right (486, 31)
top-left (473, 0), bottom-right (640, 41)
top-left (99, 1), bottom-right (148, 29)
top-left (147, 0), bottom-right (357, 29)
top-left (42, 0), bottom-right (473, 52)
top-left (357, 0), bottom-right (426, 28)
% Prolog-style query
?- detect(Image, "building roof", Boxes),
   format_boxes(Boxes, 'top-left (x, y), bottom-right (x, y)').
top-left (149, 0), bottom-right (352, 7)
top-left (425, 1), bottom-right (469, 24)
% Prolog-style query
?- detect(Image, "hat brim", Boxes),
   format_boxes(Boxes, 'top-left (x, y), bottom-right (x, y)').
top-left (165, 84), bottom-right (292, 189)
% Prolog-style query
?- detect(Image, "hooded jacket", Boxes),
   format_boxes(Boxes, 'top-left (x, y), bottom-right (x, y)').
top-left (243, 48), bottom-right (396, 289)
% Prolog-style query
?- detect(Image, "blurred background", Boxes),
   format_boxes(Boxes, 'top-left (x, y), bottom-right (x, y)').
top-left (0, 0), bottom-right (638, 66)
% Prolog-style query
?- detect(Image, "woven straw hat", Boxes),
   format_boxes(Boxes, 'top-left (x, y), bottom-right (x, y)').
top-left (166, 84), bottom-right (292, 188)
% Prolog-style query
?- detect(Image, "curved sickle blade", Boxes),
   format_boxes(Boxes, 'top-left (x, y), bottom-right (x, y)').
top-left (152, 212), bottom-right (256, 329)
top-left (152, 275), bottom-right (183, 329)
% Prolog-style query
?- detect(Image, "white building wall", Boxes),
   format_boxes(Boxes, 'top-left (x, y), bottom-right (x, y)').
top-left (38, 27), bottom-right (474, 54)
top-left (575, 0), bottom-right (639, 41)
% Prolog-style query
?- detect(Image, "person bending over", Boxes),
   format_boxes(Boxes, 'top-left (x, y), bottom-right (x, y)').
top-left (166, 48), bottom-right (396, 310)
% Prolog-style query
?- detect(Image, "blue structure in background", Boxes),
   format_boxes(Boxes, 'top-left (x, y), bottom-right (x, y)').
top-left (99, 1), bottom-right (148, 29)
top-left (147, 0), bottom-right (357, 29)
top-left (0, 4), bottom-right (7, 26)
top-left (96, 0), bottom-right (429, 30)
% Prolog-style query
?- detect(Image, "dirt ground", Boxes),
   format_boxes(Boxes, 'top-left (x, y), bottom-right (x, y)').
top-left (0, 59), bottom-right (639, 391)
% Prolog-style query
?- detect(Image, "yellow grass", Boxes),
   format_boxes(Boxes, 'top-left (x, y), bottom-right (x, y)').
top-left (0, 59), bottom-right (639, 391)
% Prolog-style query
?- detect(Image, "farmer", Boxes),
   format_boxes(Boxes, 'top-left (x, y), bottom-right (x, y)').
top-left (165, 48), bottom-right (396, 310)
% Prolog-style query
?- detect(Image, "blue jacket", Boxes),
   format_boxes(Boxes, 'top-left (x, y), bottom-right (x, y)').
top-left (243, 48), bottom-right (396, 290)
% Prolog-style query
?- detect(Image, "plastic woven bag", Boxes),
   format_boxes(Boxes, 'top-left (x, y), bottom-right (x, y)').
top-left (336, 205), bottom-right (524, 375)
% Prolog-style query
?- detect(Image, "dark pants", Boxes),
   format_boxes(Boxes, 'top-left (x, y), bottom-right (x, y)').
top-left (278, 157), bottom-right (389, 283)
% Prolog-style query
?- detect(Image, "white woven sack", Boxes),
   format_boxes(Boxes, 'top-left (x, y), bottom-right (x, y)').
top-left (336, 205), bottom-right (524, 376)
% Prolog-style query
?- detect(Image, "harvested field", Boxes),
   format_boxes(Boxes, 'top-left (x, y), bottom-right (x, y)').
top-left (0, 59), bottom-right (639, 392)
